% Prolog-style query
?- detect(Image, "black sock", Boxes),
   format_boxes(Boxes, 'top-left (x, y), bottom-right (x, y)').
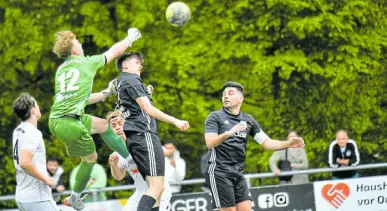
top-left (151, 207), bottom-right (159, 211)
top-left (137, 195), bottom-right (156, 211)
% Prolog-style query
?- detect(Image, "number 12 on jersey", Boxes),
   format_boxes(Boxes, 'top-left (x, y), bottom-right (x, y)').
top-left (58, 68), bottom-right (80, 93)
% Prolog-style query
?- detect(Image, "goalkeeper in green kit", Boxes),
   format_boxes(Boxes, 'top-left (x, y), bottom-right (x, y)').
top-left (48, 28), bottom-right (141, 210)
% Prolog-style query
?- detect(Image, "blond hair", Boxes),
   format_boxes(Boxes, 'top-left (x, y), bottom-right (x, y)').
top-left (106, 110), bottom-right (124, 122)
top-left (53, 30), bottom-right (76, 58)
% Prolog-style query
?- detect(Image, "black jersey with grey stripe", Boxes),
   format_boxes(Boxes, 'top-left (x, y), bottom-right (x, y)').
top-left (117, 72), bottom-right (157, 133)
top-left (204, 108), bottom-right (261, 175)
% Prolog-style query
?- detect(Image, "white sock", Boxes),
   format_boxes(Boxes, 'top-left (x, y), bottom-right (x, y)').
top-left (125, 154), bottom-right (133, 162)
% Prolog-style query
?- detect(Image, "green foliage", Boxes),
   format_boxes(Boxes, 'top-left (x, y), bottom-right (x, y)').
top-left (0, 0), bottom-right (386, 208)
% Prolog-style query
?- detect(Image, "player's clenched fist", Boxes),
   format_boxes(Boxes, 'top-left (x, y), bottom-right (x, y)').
top-left (147, 85), bottom-right (154, 94)
top-left (174, 119), bottom-right (190, 131)
top-left (126, 28), bottom-right (142, 47)
top-left (109, 153), bottom-right (119, 166)
top-left (289, 137), bottom-right (305, 148)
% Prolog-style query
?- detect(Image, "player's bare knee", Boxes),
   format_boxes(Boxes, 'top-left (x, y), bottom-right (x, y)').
top-left (82, 152), bottom-right (98, 163)
top-left (155, 182), bottom-right (165, 193)
top-left (149, 181), bottom-right (164, 193)
top-left (147, 176), bottom-right (165, 193)
top-left (91, 117), bottom-right (109, 134)
top-left (101, 119), bottom-right (108, 127)
top-left (236, 200), bottom-right (251, 211)
top-left (97, 119), bottom-right (109, 133)
top-left (149, 185), bottom-right (164, 195)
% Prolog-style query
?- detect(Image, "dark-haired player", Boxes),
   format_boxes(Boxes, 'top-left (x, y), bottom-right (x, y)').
top-left (115, 52), bottom-right (190, 211)
top-left (204, 81), bottom-right (305, 211)
top-left (12, 93), bottom-right (59, 211)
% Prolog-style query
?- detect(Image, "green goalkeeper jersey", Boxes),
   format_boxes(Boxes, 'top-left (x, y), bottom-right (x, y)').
top-left (49, 55), bottom-right (105, 118)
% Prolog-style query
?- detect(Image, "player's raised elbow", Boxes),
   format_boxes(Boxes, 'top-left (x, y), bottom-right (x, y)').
top-left (205, 133), bottom-right (218, 149)
top-left (204, 138), bottom-right (215, 149)
top-left (205, 141), bottom-right (214, 149)
top-left (136, 96), bottom-right (153, 115)
top-left (142, 103), bottom-right (152, 114)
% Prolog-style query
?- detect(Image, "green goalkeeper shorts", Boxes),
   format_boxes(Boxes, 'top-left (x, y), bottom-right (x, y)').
top-left (48, 114), bottom-right (95, 157)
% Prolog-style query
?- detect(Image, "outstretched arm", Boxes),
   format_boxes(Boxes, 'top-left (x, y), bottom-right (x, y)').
top-left (248, 118), bottom-right (303, 151)
top-left (136, 96), bottom-right (190, 131)
top-left (103, 28), bottom-right (142, 64)
top-left (88, 79), bottom-right (117, 104)
top-left (262, 137), bottom-right (304, 150)
top-left (248, 117), bottom-right (293, 150)
top-left (121, 81), bottom-right (189, 131)
top-left (262, 138), bottom-right (292, 150)
top-left (88, 93), bottom-right (107, 105)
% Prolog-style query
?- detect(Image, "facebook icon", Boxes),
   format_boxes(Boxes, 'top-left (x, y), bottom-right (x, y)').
top-left (258, 194), bottom-right (274, 209)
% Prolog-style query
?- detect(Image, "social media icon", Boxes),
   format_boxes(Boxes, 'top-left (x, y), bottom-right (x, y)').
top-left (258, 194), bottom-right (273, 209)
top-left (274, 192), bottom-right (289, 207)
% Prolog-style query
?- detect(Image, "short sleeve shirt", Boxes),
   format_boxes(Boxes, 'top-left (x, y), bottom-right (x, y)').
top-left (204, 108), bottom-right (262, 174)
top-left (13, 122), bottom-right (52, 203)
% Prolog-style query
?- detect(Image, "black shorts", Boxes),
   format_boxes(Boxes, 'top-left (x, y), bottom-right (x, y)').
top-left (205, 172), bottom-right (251, 208)
top-left (125, 131), bottom-right (165, 180)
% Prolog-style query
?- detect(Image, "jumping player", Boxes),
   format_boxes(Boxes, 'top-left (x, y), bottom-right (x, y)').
top-left (48, 28), bottom-right (141, 210)
top-left (115, 52), bottom-right (189, 211)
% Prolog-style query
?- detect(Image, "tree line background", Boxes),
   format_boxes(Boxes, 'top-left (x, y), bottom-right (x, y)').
top-left (0, 0), bottom-right (386, 208)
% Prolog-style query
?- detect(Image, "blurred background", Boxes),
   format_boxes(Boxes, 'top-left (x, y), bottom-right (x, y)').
top-left (0, 0), bottom-right (386, 209)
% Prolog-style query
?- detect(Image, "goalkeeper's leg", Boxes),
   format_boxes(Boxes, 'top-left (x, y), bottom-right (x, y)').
top-left (87, 115), bottom-right (131, 159)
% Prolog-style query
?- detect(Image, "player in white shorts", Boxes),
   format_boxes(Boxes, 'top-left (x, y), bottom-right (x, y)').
top-left (12, 93), bottom-right (59, 211)
top-left (107, 110), bottom-right (172, 211)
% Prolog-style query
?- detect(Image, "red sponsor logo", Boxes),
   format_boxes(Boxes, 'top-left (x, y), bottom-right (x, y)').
top-left (322, 183), bottom-right (350, 208)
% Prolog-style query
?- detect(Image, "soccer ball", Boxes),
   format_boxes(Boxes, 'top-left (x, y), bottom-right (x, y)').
top-left (166, 2), bottom-right (191, 27)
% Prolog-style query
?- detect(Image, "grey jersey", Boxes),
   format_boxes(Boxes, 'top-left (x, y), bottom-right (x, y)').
top-left (13, 122), bottom-right (52, 203)
top-left (204, 108), bottom-right (262, 175)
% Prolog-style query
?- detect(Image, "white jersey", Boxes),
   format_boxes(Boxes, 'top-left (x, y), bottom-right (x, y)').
top-left (13, 122), bottom-right (52, 203)
top-left (113, 152), bottom-right (172, 211)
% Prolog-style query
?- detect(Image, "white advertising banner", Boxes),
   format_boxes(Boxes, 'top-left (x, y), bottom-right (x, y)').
top-left (314, 175), bottom-right (387, 211)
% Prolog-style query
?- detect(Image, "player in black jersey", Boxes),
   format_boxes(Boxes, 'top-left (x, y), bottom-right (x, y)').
top-left (116, 52), bottom-right (190, 211)
top-left (204, 81), bottom-right (304, 211)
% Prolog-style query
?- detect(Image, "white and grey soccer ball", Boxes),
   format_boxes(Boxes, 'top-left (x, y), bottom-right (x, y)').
top-left (166, 2), bottom-right (191, 27)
